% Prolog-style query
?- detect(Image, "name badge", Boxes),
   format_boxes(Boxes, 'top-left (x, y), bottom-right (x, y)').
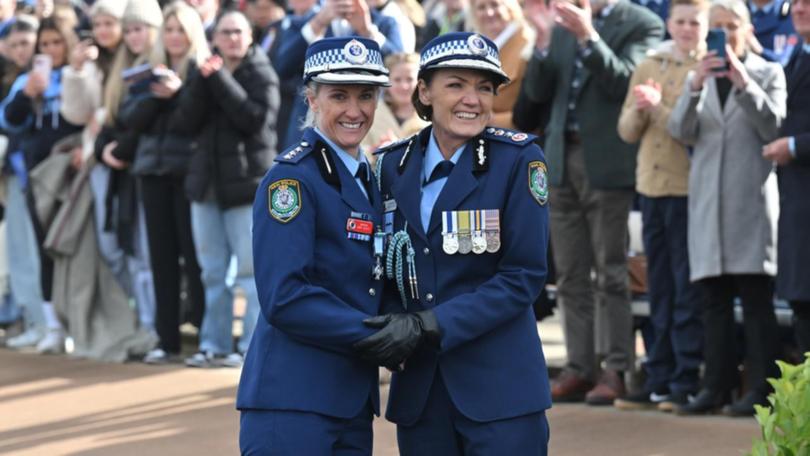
top-left (347, 217), bottom-right (373, 241)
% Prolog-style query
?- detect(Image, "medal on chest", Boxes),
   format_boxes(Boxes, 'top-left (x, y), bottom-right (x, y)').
top-left (471, 210), bottom-right (488, 254)
top-left (457, 210), bottom-right (473, 254)
top-left (485, 209), bottom-right (501, 253)
top-left (442, 211), bottom-right (460, 254)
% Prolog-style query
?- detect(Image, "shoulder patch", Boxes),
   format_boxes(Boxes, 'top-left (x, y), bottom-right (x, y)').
top-left (528, 161), bottom-right (549, 206)
top-left (268, 179), bottom-right (302, 222)
top-left (484, 127), bottom-right (537, 146)
top-left (275, 140), bottom-right (315, 164)
top-left (372, 134), bottom-right (415, 155)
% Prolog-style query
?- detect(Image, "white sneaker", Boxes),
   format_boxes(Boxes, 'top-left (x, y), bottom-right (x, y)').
top-left (215, 352), bottom-right (244, 368)
top-left (143, 348), bottom-right (175, 365)
top-left (184, 351), bottom-right (212, 368)
top-left (36, 330), bottom-right (65, 354)
top-left (6, 329), bottom-right (43, 349)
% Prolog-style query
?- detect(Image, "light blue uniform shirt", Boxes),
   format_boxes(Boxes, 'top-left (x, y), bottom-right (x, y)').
top-left (420, 133), bottom-right (465, 233)
top-left (315, 128), bottom-right (371, 200)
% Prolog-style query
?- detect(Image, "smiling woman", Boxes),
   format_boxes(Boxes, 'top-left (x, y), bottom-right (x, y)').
top-left (305, 83), bottom-right (380, 155)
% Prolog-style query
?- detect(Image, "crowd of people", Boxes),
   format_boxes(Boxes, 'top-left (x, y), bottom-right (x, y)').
top-left (0, 0), bottom-right (807, 429)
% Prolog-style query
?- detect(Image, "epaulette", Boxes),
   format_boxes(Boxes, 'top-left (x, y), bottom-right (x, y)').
top-left (483, 127), bottom-right (537, 146)
top-left (372, 134), bottom-right (415, 155)
top-left (274, 140), bottom-right (315, 164)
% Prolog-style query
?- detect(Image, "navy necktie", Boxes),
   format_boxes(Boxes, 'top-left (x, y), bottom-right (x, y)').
top-left (356, 162), bottom-right (372, 201)
top-left (424, 161), bottom-right (454, 186)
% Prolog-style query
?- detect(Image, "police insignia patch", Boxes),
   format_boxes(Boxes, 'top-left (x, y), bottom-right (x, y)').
top-left (268, 179), bottom-right (302, 223)
top-left (528, 161), bottom-right (549, 205)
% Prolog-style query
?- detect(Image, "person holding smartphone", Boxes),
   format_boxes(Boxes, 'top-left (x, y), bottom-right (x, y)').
top-left (0, 18), bottom-right (81, 353)
top-left (667, 0), bottom-right (786, 417)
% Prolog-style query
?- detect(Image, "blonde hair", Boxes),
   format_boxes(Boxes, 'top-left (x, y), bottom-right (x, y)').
top-left (149, 1), bottom-right (210, 82)
top-left (710, 0), bottom-right (751, 24)
top-left (467, 0), bottom-right (525, 37)
top-left (383, 52), bottom-right (419, 109)
top-left (103, 26), bottom-right (160, 125)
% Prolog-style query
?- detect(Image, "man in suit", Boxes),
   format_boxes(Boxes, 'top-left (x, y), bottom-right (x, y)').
top-left (750, 0), bottom-right (800, 65)
top-left (522, 0), bottom-right (664, 405)
top-left (763, 0), bottom-right (810, 354)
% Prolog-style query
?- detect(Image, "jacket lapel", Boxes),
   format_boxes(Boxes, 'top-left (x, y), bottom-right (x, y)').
top-left (391, 136), bottom-right (428, 243)
top-left (334, 151), bottom-right (374, 214)
top-left (786, 48), bottom-right (810, 95)
top-left (705, 78), bottom-right (725, 124)
top-left (426, 143), bottom-right (479, 236)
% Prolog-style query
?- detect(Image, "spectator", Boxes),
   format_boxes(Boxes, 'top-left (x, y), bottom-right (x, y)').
top-left (268, 0), bottom-right (315, 151)
top-left (1, 17), bottom-right (82, 353)
top-left (614, 0), bottom-right (708, 412)
top-left (1, 16), bottom-right (38, 101)
top-left (418, 0), bottom-right (468, 50)
top-left (361, 52), bottom-right (428, 158)
top-left (96, 0), bottom-right (165, 338)
top-left (468, 0), bottom-right (534, 129)
top-left (522, 0), bottom-right (664, 405)
top-left (668, 0), bottom-right (785, 416)
top-left (749, 0), bottom-right (798, 64)
top-left (186, 0), bottom-right (221, 39)
top-left (119, 1), bottom-right (210, 364)
top-left (245, 0), bottom-right (285, 47)
top-left (175, 10), bottom-right (279, 368)
top-left (273, 0), bottom-right (402, 148)
top-left (762, 0), bottom-right (810, 355)
top-left (0, 0), bottom-right (17, 56)
top-left (367, 0), bottom-right (417, 52)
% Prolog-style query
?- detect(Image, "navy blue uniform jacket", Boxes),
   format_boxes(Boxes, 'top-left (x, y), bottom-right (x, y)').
top-left (237, 128), bottom-right (383, 418)
top-left (776, 48), bottom-right (810, 301)
top-left (377, 126), bottom-right (553, 425)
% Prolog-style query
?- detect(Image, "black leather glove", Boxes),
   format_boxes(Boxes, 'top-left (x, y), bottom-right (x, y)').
top-left (353, 310), bottom-right (441, 369)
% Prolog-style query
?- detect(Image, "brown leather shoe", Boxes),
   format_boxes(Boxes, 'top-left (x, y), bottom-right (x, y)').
top-left (585, 369), bottom-right (626, 406)
top-left (551, 369), bottom-right (594, 402)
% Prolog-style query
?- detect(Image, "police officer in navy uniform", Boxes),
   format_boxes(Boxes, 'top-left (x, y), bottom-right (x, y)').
top-left (237, 36), bottom-right (390, 455)
top-left (750, 0), bottom-right (800, 64)
top-left (354, 32), bottom-right (552, 455)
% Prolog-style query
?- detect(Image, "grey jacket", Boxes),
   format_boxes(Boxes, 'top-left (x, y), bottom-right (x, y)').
top-left (668, 53), bottom-right (786, 281)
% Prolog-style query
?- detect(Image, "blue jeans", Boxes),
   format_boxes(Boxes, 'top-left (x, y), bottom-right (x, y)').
top-left (191, 201), bottom-right (259, 354)
top-left (90, 165), bottom-right (156, 331)
top-left (639, 195), bottom-right (703, 394)
top-left (4, 175), bottom-right (44, 330)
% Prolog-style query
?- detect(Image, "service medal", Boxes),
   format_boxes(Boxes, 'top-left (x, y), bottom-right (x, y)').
top-left (457, 211), bottom-right (472, 254)
top-left (485, 209), bottom-right (501, 253)
top-left (471, 210), bottom-right (487, 254)
top-left (442, 211), bottom-right (459, 255)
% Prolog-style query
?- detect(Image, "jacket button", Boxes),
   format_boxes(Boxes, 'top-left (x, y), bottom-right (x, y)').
top-left (368, 288), bottom-right (376, 296)
top-left (423, 247), bottom-right (430, 255)
top-left (426, 293), bottom-right (434, 302)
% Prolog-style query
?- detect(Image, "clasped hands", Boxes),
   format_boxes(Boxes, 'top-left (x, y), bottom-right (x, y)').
top-left (353, 310), bottom-right (441, 372)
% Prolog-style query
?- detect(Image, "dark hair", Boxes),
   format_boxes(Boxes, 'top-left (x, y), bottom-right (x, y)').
top-left (411, 68), bottom-right (502, 121)
top-left (36, 17), bottom-right (77, 61)
top-left (8, 16), bottom-right (39, 36)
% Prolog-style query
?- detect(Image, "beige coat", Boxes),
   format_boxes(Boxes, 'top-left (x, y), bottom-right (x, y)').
top-left (362, 100), bottom-right (428, 165)
top-left (491, 25), bottom-right (534, 130)
top-left (618, 42), bottom-right (701, 197)
top-left (667, 53), bottom-right (785, 281)
top-left (60, 61), bottom-right (104, 126)
top-left (30, 147), bottom-right (156, 361)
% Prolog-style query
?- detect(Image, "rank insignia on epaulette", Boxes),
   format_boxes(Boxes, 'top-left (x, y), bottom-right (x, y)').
top-left (268, 179), bottom-right (302, 223)
top-left (528, 161), bottom-right (549, 206)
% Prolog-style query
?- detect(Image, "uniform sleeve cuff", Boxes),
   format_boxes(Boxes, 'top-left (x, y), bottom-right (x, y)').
top-left (789, 136), bottom-right (797, 157)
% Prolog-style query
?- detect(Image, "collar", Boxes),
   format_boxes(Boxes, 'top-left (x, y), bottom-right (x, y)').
top-left (423, 132), bottom-right (465, 183)
top-left (803, 42), bottom-right (810, 53)
top-left (314, 127), bottom-right (368, 179)
top-left (493, 22), bottom-right (520, 49)
top-left (750, 0), bottom-right (776, 14)
top-left (596, 2), bottom-right (617, 19)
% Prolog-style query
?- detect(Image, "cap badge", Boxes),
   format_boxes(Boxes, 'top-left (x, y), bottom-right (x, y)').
top-left (467, 34), bottom-right (488, 56)
top-left (343, 39), bottom-right (368, 64)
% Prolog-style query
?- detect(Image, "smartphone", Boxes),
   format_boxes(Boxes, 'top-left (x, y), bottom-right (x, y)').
top-left (706, 29), bottom-right (728, 72)
top-left (78, 29), bottom-right (95, 44)
top-left (32, 53), bottom-right (52, 81)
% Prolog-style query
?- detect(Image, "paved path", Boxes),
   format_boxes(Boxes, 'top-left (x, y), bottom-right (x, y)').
top-left (0, 346), bottom-right (759, 456)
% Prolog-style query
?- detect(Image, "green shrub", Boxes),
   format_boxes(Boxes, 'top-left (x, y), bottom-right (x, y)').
top-left (749, 353), bottom-right (810, 456)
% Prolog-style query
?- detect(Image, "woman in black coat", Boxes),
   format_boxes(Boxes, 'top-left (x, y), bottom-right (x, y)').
top-left (170, 10), bottom-right (280, 367)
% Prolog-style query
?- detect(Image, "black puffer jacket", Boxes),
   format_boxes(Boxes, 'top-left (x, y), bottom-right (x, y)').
top-left (175, 46), bottom-right (280, 208)
top-left (119, 63), bottom-right (200, 177)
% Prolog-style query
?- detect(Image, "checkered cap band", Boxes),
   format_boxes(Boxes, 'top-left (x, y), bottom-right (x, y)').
top-left (420, 38), bottom-right (501, 70)
top-left (305, 48), bottom-right (386, 78)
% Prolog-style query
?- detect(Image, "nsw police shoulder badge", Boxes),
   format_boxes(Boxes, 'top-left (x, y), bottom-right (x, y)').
top-left (268, 179), bottom-right (302, 223)
top-left (528, 161), bottom-right (549, 206)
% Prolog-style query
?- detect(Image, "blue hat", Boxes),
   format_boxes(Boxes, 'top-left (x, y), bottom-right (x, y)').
top-left (419, 32), bottom-right (510, 84)
top-left (303, 37), bottom-right (390, 86)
